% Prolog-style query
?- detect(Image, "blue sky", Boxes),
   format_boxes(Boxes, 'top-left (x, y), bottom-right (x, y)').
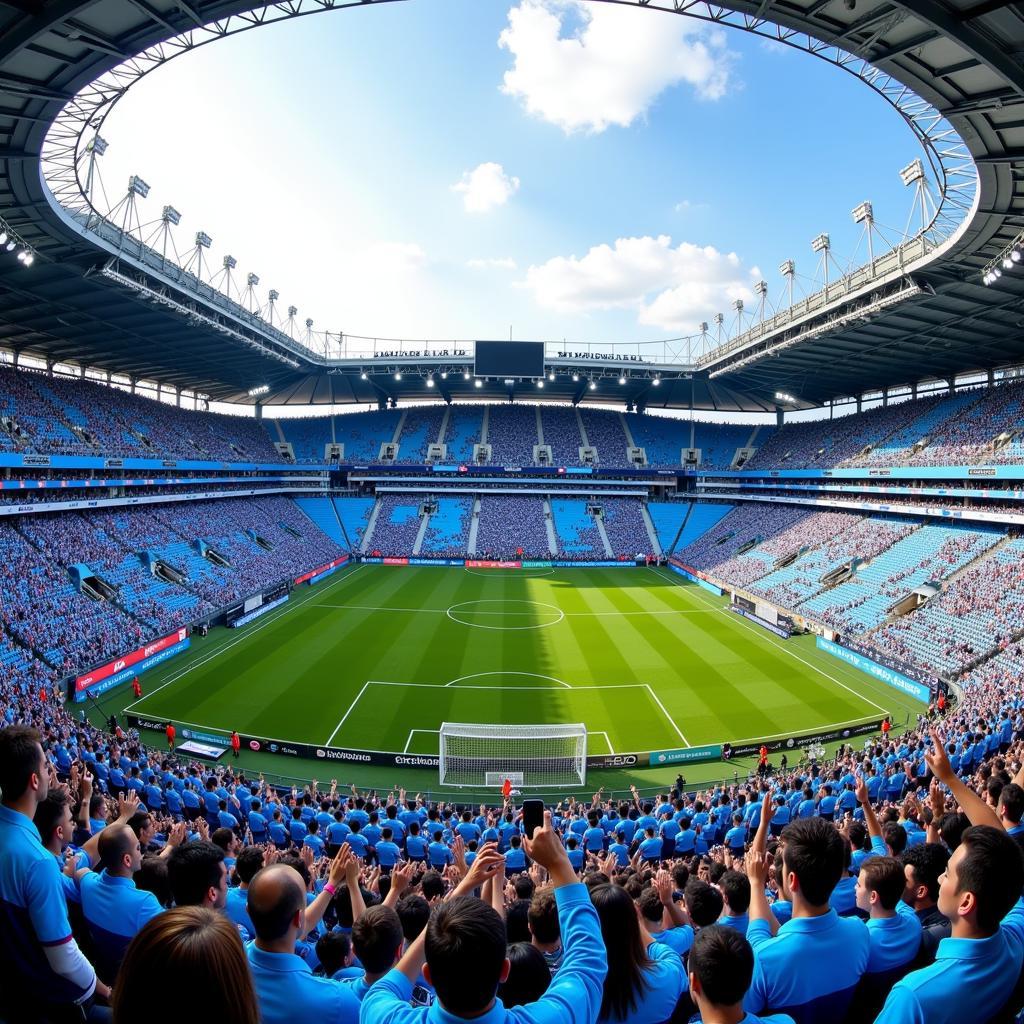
top-left (95, 0), bottom-right (923, 346)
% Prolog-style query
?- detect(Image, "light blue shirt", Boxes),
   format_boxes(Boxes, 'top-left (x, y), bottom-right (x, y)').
top-left (246, 941), bottom-right (361, 1024)
top-left (865, 906), bottom-right (922, 973)
top-left (79, 870), bottom-right (162, 967)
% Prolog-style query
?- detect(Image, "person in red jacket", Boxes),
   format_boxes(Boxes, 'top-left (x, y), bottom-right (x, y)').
top-left (881, 716), bottom-right (891, 738)
top-left (231, 731), bottom-right (240, 759)
top-left (132, 676), bottom-right (142, 699)
top-left (166, 722), bottom-right (176, 751)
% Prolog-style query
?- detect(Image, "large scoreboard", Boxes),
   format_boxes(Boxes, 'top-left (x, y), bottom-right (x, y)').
top-left (473, 340), bottom-right (545, 379)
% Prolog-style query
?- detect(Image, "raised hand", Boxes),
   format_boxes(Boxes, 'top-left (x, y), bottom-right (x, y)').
top-left (925, 728), bottom-right (954, 783)
top-left (390, 860), bottom-right (415, 897)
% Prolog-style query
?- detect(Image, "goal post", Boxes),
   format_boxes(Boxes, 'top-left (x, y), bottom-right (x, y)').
top-left (438, 722), bottom-right (587, 789)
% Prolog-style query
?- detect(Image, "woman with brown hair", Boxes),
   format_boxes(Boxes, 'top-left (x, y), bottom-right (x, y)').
top-left (113, 906), bottom-right (259, 1024)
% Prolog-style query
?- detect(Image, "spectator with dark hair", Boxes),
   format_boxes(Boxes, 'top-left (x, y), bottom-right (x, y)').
top-left (168, 839), bottom-right (228, 911)
top-left (226, 845), bottom-right (264, 937)
top-left (78, 823), bottom-right (162, 978)
top-left (688, 925), bottom-right (792, 1024)
top-left (362, 817), bottom-right (606, 1024)
top-left (316, 930), bottom-right (355, 979)
top-left (719, 871), bottom-right (752, 936)
top-left (345, 905), bottom-right (405, 1000)
top-left (685, 877), bottom-right (725, 929)
top-left (590, 882), bottom-right (686, 1022)
top-left (396, 893), bottom-right (431, 947)
top-left (744, 817), bottom-right (870, 1022)
top-left (0, 725), bottom-right (108, 1019)
top-left (901, 844), bottom-right (950, 928)
top-left (497, 943), bottom-right (551, 1008)
top-left (528, 886), bottom-right (563, 973)
top-left (112, 906), bottom-right (259, 1024)
top-left (997, 782), bottom-right (1024, 844)
top-left (854, 857), bottom-right (922, 973)
top-left (134, 855), bottom-right (172, 909)
top-left (876, 825), bottom-right (1024, 1023)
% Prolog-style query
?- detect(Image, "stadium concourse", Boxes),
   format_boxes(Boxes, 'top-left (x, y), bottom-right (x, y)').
top-left (2, 366), bottom-right (1024, 1020)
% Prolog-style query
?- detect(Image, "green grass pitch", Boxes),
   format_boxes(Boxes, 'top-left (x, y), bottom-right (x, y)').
top-left (108, 564), bottom-right (919, 780)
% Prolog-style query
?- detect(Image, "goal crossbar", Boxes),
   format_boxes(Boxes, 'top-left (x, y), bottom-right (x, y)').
top-left (438, 721), bottom-right (587, 789)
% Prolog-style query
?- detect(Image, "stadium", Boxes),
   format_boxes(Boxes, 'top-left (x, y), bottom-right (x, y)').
top-left (1, 0), bottom-right (1024, 1021)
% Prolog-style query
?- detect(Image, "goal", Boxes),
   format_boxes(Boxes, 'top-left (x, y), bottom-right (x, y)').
top-left (438, 722), bottom-right (588, 789)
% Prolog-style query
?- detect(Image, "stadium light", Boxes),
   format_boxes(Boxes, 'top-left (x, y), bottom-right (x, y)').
top-left (247, 384), bottom-right (270, 397)
top-left (360, 371), bottom-right (368, 380)
top-left (572, 373), bottom-right (579, 382)
top-left (536, 379), bottom-right (544, 388)
top-left (247, 272), bottom-right (259, 286)
top-left (811, 233), bottom-right (830, 253)
top-left (464, 371), bottom-right (471, 380)
top-left (129, 175), bottom-right (150, 198)
top-left (5, 241), bottom-right (15, 252)
top-left (89, 135), bottom-right (108, 156)
top-left (775, 391), bottom-right (796, 403)
top-left (548, 372), bottom-right (555, 381)
top-left (162, 205), bottom-right (182, 225)
top-left (899, 158), bottom-right (925, 186)
top-left (195, 232), bottom-right (212, 249)
top-left (652, 376), bottom-right (661, 386)
top-left (618, 376), bottom-right (626, 385)
top-left (589, 380), bottom-right (597, 390)
top-left (851, 201), bottom-right (874, 224)
top-left (474, 379), bottom-right (483, 388)
top-left (394, 372), bottom-right (402, 381)
top-left (426, 378), bottom-right (435, 388)
top-left (441, 371), bottom-right (448, 379)
top-left (0, 231), bottom-right (9, 246)
top-left (22, 253), bottom-right (33, 266)
top-left (223, 255), bottom-right (237, 270)
top-left (268, 289), bottom-right (280, 301)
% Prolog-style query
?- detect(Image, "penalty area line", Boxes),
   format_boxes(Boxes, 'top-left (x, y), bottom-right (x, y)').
top-left (644, 683), bottom-right (690, 747)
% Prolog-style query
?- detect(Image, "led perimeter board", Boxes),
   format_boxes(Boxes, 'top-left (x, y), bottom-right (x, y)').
top-left (474, 341), bottom-right (545, 379)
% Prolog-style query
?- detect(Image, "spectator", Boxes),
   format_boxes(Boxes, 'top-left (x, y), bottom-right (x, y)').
top-left (0, 725), bottom-right (108, 1020)
top-left (497, 943), bottom-right (552, 1007)
top-left (112, 907), bottom-right (259, 1024)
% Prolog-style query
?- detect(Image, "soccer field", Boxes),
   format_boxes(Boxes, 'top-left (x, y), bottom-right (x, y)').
top-left (112, 563), bottom-right (916, 782)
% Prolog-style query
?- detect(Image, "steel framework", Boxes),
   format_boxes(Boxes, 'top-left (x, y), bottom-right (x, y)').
top-left (38, 0), bottom-right (977, 370)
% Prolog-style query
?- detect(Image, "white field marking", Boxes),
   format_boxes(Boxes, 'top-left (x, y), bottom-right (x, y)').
top-left (446, 599), bottom-right (564, 631)
top-left (364, 679), bottom-right (651, 691)
top-left (404, 728), bottom-right (440, 753)
top-left (593, 730), bottom-right (615, 754)
top-left (312, 602), bottom-right (713, 618)
top-left (649, 566), bottom-right (890, 716)
top-left (463, 567), bottom-right (554, 578)
top-left (325, 681), bottom-right (371, 746)
top-left (642, 683), bottom-right (690, 747)
top-left (126, 563), bottom-right (365, 713)
top-left (445, 671), bottom-right (572, 689)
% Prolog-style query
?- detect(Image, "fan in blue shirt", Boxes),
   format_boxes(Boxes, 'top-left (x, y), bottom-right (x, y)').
top-left (744, 818), bottom-right (870, 1022)
top-left (688, 926), bottom-right (794, 1024)
top-left (361, 819), bottom-right (605, 1024)
top-left (406, 823), bottom-right (428, 861)
top-left (855, 856), bottom-right (922, 971)
top-left (725, 815), bottom-right (748, 857)
top-left (377, 829), bottom-right (402, 869)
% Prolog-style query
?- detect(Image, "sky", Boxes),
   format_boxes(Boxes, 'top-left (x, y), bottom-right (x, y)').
top-left (89, 0), bottom-right (926, 356)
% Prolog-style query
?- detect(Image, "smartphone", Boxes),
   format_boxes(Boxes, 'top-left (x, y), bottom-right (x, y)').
top-left (522, 799), bottom-right (544, 840)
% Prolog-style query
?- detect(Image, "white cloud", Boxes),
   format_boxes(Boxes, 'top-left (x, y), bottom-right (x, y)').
top-left (498, 0), bottom-right (737, 134)
top-left (522, 234), bottom-right (755, 331)
top-left (467, 257), bottom-right (519, 270)
top-left (451, 162), bottom-right (521, 213)
top-left (674, 199), bottom-right (709, 214)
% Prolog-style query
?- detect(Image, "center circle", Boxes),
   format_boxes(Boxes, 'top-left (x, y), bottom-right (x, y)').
top-left (446, 599), bottom-right (565, 630)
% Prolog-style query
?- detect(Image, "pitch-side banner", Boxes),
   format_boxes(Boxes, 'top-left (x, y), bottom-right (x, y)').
top-left (75, 627), bottom-right (188, 694)
top-left (75, 634), bottom-right (190, 702)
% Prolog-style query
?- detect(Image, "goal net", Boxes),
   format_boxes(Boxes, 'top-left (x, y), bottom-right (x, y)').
top-left (438, 722), bottom-right (587, 789)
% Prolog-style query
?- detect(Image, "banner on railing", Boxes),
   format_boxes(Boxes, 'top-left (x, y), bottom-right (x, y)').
top-left (295, 555), bottom-right (349, 585)
top-left (816, 637), bottom-right (930, 703)
top-left (75, 629), bottom-right (190, 701)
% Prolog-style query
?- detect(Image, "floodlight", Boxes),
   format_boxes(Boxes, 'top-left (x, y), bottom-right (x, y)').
top-left (22, 253), bottom-right (33, 266)
top-left (247, 384), bottom-right (270, 397)
top-left (474, 379), bottom-right (483, 388)
top-left (5, 241), bottom-right (14, 252)
top-left (426, 378), bottom-right (435, 388)
top-left (90, 135), bottom-right (108, 156)
top-left (713, 313), bottom-right (724, 326)
top-left (16, 251), bottom-right (26, 263)
top-left (305, 318), bottom-right (313, 329)
top-left (162, 205), bottom-right (181, 225)
top-left (287, 306), bottom-right (297, 317)
top-left (1014, 250), bottom-right (1022, 263)
top-left (0, 231), bottom-right (9, 246)
top-left (900, 159), bottom-right (925, 186)
top-left (195, 232), bottom-right (212, 249)
top-left (652, 377), bottom-right (660, 386)
top-left (851, 201), bottom-right (873, 224)
top-left (394, 372), bottom-right (402, 381)
top-left (464, 371), bottom-right (471, 380)
top-left (698, 322), bottom-right (709, 333)
top-left (1004, 257), bottom-right (1014, 270)
top-left (223, 255), bottom-right (237, 270)
top-left (247, 272), bottom-right (259, 286)
top-left (618, 376), bottom-right (626, 385)
top-left (360, 371), bottom-right (368, 380)
top-left (536, 380), bottom-right (544, 388)
top-left (548, 372), bottom-right (555, 381)
top-left (129, 175), bottom-right (150, 198)
top-left (755, 280), bottom-right (768, 296)
top-left (572, 373), bottom-right (579, 382)
top-left (811, 233), bottom-right (830, 253)
top-left (268, 289), bottom-right (280, 301)
top-left (779, 260), bottom-right (795, 276)
top-left (732, 299), bottom-right (744, 312)
top-left (441, 371), bottom-right (448, 379)
top-left (588, 380), bottom-right (597, 390)
top-left (775, 391), bottom-right (796, 403)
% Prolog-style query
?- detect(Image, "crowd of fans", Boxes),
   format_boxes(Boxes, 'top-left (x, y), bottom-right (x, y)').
top-left (3, 629), bottom-right (1024, 1023)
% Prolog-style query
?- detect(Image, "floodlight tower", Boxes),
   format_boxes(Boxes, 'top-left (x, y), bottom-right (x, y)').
top-left (713, 312), bottom-right (725, 346)
top-left (108, 174), bottom-right (150, 238)
top-left (183, 231), bottom-right (213, 280)
top-left (80, 134), bottom-right (107, 224)
top-left (811, 233), bottom-right (831, 294)
top-left (144, 205), bottom-right (182, 266)
top-left (697, 321), bottom-right (710, 357)
top-left (779, 260), bottom-right (795, 308)
top-left (262, 289), bottom-right (281, 328)
top-left (212, 255), bottom-right (238, 301)
top-left (285, 305), bottom-right (298, 339)
top-left (852, 201), bottom-right (876, 265)
top-left (731, 298), bottom-right (745, 334)
top-left (304, 317), bottom-right (314, 349)
top-left (755, 280), bottom-right (769, 323)
top-left (900, 159), bottom-right (936, 239)
top-left (243, 272), bottom-right (260, 314)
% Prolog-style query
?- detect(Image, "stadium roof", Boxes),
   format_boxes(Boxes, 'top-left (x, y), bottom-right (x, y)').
top-left (0, 0), bottom-right (1022, 412)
